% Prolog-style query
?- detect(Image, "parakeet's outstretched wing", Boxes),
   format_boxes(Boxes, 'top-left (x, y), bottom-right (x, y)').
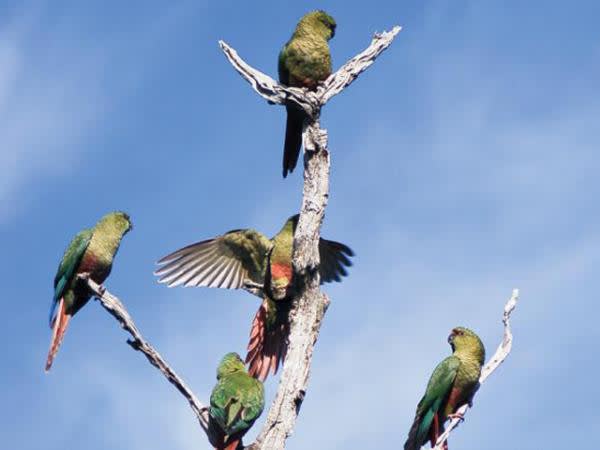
top-left (155, 229), bottom-right (272, 292)
top-left (50, 228), bottom-right (93, 326)
top-left (404, 356), bottom-right (460, 450)
top-left (318, 238), bottom-right (354, 283)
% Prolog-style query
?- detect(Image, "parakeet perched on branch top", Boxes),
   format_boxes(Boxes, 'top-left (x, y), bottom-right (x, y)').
top-left (155, 214), bottom-right (353, 380)
top-left (208, 353), bottom-right (264, 450)
top-left (404, 327), bottom-right (485, 450)
top-left (279, 10), bottom-right (336, 178)
top-left (45, 211), bottom-right (132, 371)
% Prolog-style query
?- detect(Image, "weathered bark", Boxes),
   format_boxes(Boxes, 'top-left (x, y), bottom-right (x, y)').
top-left (220, 26), bottom-right (401, 450)
top-left (84, 25), bottom-right (405, 450)
top-left (76, 22), bottom-right (518, 450)
top-left (80, 275), bottom-right (210, 433)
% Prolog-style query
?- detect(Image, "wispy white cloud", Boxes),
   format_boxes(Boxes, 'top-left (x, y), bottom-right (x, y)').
top-left (0, 2), bottom-right (200, 224)
top-left (0, 13), bottom-right (107, 222)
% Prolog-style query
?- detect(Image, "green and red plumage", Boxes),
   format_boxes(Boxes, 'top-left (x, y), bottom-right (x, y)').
top-left (279, 10), bottom-right (336, 177)
top-left (208, 353), bottom-right (264, 450)
top-left (45, 211), bottom-right (132, 371)
top-left (155, 214), bottom-right (353, 380)
top-left (404, 327), bottom-right (485, 450)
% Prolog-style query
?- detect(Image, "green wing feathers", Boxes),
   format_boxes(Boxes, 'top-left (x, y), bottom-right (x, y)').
top-left (318, 238), bottom-right (354, 283)
top-left (278, 47), bottom-right (290, 85)
top-left (279, 38), bottom-right (332, 88)
top-left (154, 229), bottom-right (272, 290)
top-left (404, 356), bottom-right (460, 450)
top-left (210, 371), bottom-right (264, 437)
top-left (50, 229), bottom-right (93, 325)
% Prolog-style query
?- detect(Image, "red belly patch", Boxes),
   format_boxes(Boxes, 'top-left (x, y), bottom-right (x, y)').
top-left (271, 263), bottom-right (293, 283)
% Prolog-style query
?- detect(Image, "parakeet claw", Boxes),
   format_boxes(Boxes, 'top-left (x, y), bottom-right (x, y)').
top-left (98, 284), bottom-right (107, 296)
top-left (78, 272), bottom-right (91, 281)
top-left (448, 412), bottom-right (465, 422)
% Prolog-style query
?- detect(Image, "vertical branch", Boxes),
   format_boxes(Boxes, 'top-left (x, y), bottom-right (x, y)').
top-left (251, 121), bottom-right (330, 450)
top-left (220, 26), bottom-right (401, 450)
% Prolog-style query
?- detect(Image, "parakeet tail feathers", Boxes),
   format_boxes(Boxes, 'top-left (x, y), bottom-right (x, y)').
top-left (404, 412), bottom-right (423, 450)
top-left (246, 299), bottom-right (289, 381)
top-left (208, 419), bottom-right (243, 450)
top-left (222, 439), bottom-right (241, 450)
top-left (429, 413), bottom-right (443, 448)
top-left (282, 106), bottom-right (305, 178)
top-left (45, 298), bottom-right (71, 372)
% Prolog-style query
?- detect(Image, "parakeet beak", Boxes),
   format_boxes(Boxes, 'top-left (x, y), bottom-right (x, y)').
top-left (447, 331), bottom-right (455, 344)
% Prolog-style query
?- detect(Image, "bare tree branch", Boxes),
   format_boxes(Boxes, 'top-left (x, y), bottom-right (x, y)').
top-left (75, 24), bottom-right (401, 450)
top-left (220, 26), bottom-right (401, 450)
top-left (218, 25), bottom-right (401, 116)
top-left (431, 288), bottom-right (520, 450)
top-left (79, 275), bottom-right (210, 434)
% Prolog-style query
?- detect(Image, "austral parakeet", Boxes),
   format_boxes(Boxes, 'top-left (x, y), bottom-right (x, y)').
top-left (279, 10), bottom-right (336, 177)
top-left (404, 327), bottom-right (486, 450)
top-left (208, 353), bottom-right (265, 450)
top-left (155, 214), bottom-right (353, 380)
top-left (45, 211), bottom-right (132, 371)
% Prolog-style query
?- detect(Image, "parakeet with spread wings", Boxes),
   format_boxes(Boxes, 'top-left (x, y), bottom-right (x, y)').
top-left (155, 214), bottom-right (353, 380)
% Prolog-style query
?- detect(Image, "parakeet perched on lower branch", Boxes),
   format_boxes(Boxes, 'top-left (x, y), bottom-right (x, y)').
top-left (208, 353), bottom-right (264, 450)
top-left (279, 10), bottom-right (336, 178)
top-left (404, 327), bottom-right (485, 450)
top-left (45, 211), bottom-right (132, 371)
top-left (155, 214), bottom-right (353, 380)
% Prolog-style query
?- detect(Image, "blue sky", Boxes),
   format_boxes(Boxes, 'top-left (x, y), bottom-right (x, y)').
top-left (1, 0), bottom-right (599, 449)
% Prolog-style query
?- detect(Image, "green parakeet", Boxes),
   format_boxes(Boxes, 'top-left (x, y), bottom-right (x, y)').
top-left (404, 327), bottom-right (485, 450)
top-left (155, 214), bottom-right (353, 380)
top-left (45, 211), bottom-right (132, 371)
top-left (208, 352), bottom-right (265, 450)
top-left (279, 10), bottom-right (336, 177)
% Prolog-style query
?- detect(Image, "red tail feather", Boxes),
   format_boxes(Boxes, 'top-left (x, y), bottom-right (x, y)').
top-left (245, 299), bottom-right (289, 381)
top-left (222, 439), bottom-right (241, 450)
top-left (208, 420), bottom-right (243, 450)
top-left (45, 298), bottom-right (71, 372)
top-left (429, 412), bottom-right (441, 448)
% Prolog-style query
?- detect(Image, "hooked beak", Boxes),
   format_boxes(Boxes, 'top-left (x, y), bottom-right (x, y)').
top-left (447, 330), bottom-right (456, 345)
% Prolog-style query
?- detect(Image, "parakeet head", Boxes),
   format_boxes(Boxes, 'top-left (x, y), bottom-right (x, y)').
top-left (99, 211), bottom-right (133, 235)
top-left (298, 10), bottom-right (336, 40)
top-left (448, 327), bottom-right (485, 363)
top-left (216, 352), bottom-right (246, 379)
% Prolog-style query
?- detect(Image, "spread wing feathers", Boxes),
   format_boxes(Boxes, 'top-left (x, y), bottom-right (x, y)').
top-left (50, 229), bottom-right (93, 326)
top-left (246, 298), bottom-right (291, 381)
top-left (155, 229), bottom-right (272, 292)
top-left (404, 356), bottom-right (460, 450)
top-left (318, 238), bottom-right (354, 284)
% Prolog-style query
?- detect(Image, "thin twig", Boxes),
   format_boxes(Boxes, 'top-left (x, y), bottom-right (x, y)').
top-left (431, 289), bottom-right (520, 450)
top-left (79, 275), bottom-right (210, 433)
